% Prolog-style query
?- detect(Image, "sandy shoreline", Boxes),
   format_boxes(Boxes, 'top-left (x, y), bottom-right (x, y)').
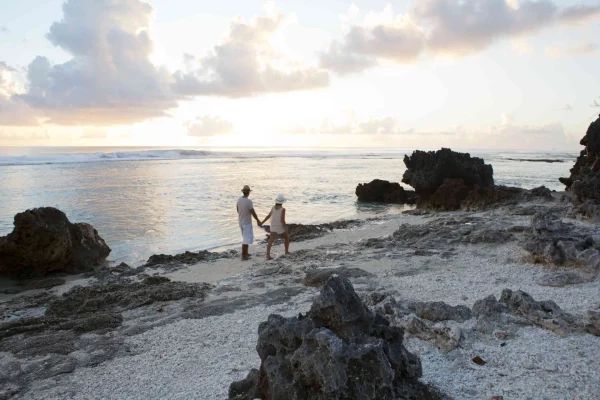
top-left (2, 197), bottom-right (600, 399)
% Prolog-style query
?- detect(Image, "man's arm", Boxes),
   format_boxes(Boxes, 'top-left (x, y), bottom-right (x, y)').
top-left (250, 209), bottom-right (262, 226)
top-left (281, 208), bottom-right (286, 228)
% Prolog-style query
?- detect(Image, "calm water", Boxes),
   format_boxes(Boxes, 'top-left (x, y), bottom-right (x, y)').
top-left (0, 147), bottom-right (576, 264)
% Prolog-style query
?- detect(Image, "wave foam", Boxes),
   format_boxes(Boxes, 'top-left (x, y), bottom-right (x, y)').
top-left (0, 149), bottom-right (213, 166)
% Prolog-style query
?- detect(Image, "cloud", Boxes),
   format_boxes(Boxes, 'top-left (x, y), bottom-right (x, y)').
top-left (0, 130), bottom-right (49, 140)
top-left (80, 128), bottom-right (108, 138)
top-left (0, 26), bottom-right (8, 34)
top-left (288, 116), bottom-right (417, 135)
top-left (559, 4), bottom-right (600, 25)
top-left (172, 9), bottom-right (329, 97)
top-left (545, 42), bottom-right (598, 58)
top-left (0, 62), bottom-right (39, 126)
top-left (185, 115), bottom-right (234, 137)
top-left (15, 0), bottom-right (177, 125)
top-left (322, 1), bottom-right (600, 74)
top-left (562, 104), bottom-right (573, 111)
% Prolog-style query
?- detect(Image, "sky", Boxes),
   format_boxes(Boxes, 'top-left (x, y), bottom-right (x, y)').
top-left (0, 0), bottom-right (599, 150)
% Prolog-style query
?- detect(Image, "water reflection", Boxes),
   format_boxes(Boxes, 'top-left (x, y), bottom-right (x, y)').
top-left (0, 153), bottom-right (573, 264)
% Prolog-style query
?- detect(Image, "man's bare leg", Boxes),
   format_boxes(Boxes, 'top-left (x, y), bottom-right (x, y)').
top-left (242, 244), bottom-right (249, 260)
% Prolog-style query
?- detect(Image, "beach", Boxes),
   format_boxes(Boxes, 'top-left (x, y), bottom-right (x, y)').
top-left (2, 194), bottom-right (600, 399)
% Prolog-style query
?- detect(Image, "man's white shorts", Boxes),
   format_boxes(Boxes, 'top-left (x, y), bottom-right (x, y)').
top-left (240, 223), bottom-right (254, 245)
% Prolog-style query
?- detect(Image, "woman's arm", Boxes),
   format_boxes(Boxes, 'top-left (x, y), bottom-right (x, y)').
top-left (281, 208), bottom-right (286, 228)
top-left (262, 211), bottom-right (272, 225)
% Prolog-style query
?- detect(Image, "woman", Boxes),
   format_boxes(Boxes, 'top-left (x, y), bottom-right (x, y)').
top-left (261, 194), bottom-right (289, 260)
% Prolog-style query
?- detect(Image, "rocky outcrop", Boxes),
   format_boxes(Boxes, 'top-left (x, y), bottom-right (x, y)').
top-left (400, 148), bottom-right (555, 211)
top-left (303, 267), bottom-right (373, 287)
top-left (522, 209), bottom-right (600, 272)
top-left (356, 179), bottom-right (418, 204)
top-left (401, 149), bottom-right (502, 211)
top-left (559, 117), bottom-right (600, 220)
top-left (263, 220), bottom-right (364, 243)
top-left (146, 250), bottom-right (235, 266)
top-left (560, 117), bottom-right (600, 195)
top-left (402, 148), bottom-right (494, 199)
top-left (46, 277), bottom-right (213, 316)
top-left (0, 208), bottom-right (111, 279)
top-left (473, 289), bottom-right (600, 337)
top-left (229, 276), bottom-right (441, 400)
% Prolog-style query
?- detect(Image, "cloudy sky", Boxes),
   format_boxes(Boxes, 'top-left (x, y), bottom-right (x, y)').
top-left (0, 0), bottom-right (599, 149)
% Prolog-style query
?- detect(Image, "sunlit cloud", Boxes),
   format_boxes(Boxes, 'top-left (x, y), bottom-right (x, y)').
top-left (545, 42), bottom-right (598, 58)
top-left (172, 7), bottom-right (329, 97)
top-left (558, 4), bottom-right (600, 25)
top-left (185, 115), bottom-right (234, 137)
top-left (321, 1), bottom-right (600, 74)
top-left (0, 130), bottom-right (49, 141)
top-left (0, 62), bottom-right (40, 126)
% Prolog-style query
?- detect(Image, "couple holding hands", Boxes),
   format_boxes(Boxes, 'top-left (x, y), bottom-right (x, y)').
top-left (236, 185), bottom-right (290, 261)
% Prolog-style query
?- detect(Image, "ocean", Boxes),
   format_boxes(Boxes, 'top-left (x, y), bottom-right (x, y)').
top-left (0, 147), bottom-right (577, 264)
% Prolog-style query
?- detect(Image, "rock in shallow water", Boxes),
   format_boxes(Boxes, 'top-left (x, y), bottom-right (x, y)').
top-left (355, 179), bottom-right (418, 204)
top-left (229, 276), bottom-right (442, 400)
top-left (0, 207), bottom-right (110, 279)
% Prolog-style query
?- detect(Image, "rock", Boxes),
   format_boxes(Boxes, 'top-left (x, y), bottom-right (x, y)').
top-left (472, 295), bottom-right (509, 317)
top-left (46, 277), bottom-right (214, 316)
top-left (22, 277), bottom-right (66, 290)
top-left (522, 209), bottom-right (600, 271)
top-left (411, 301), bottom-right (472, 322)
top-left (461, 185), bottom-right (525, 211)
top-left (0, 207), bottom-right (110, 279)
top-left (402, 148), bottom-right (494, 199)
top-left (398, 315), bottom-right (462, 353)
top-left (303, 267), bottom-right (373, 287)
top-left (531, 185), bottom-right (552, 199)
top-left (560, 117), bottom-right (600, 205)
top-left (428, 179), bottom-right (471, 210)
top-left (472, 289), bottom-right (597, 337)
top-left (536, 272), bottom-right (588, 287)
top-left (356, 179), bottom-right (418, 204)
top-left (229, 276), bottom-right (442, 400)
top-left (146, 250), bottom-right (234, 266)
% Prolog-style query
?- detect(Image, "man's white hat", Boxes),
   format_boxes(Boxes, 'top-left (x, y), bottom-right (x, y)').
top-left (275, 194), bottom-right (287, 203)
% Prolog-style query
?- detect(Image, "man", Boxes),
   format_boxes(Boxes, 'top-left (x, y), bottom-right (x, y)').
top-left (237, 185), bottom-right (261, 261)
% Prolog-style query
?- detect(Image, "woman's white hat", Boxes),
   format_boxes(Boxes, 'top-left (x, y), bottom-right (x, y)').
top-left (275, 194), bottom-right (287, 203)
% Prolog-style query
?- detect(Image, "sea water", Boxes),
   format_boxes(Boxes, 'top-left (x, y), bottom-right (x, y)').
top-left (0, 147), bottom-right (576, 264)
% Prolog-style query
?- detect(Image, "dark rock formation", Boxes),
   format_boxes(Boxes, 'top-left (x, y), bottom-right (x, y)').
top-left (264, 220), bottom-right (364, 243)
top-left (46, 276), bottom-right (214, 316)
top-left (146, 250), bottom-right (235, 266)
top-left (411, 302), bottom-right (472, 323)
top-left (356, 179), bottom-right (418, 204)
top-left (559, 117), bottom-right (600, 220)
top-left (229, 276), bottom-right (442, 400)
top-left (400, 148), bottom-right (554, 211)
top-left (531, 185), bottom-right (553, 199)
top-left (303, 267), bottom-right (373, 287)
top-left (402, 148), bottom-right (494, 199)
top-left (560, 117), bottom-right (600, 197)
top-left (0, 208), bottom-right (110, 279)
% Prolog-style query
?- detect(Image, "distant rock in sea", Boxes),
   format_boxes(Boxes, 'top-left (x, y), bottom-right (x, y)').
top-left (0, 207), bottom-right (111, 279)
top-left (400, 148), bottom-right (552, 211)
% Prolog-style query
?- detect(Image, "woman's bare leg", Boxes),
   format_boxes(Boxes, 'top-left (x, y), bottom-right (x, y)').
top-left (283, 232), bottom-right (290, 254)
top-left (266, 233), bottom-right (276, 259)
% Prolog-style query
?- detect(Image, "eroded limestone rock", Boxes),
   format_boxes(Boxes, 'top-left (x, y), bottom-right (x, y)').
top-left (229, 276), bottom-right (442, 400)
